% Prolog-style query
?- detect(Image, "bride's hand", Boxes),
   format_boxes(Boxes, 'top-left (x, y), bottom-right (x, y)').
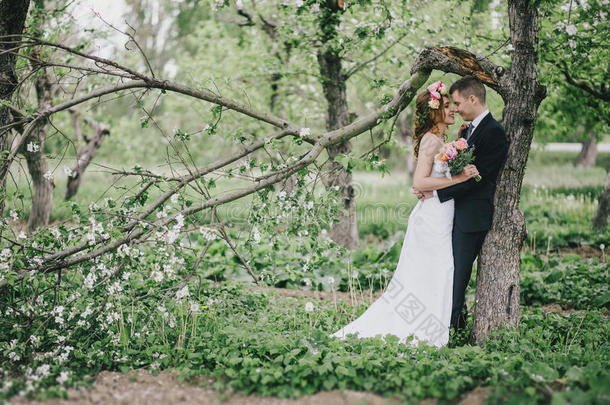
top-left (460, 164), bottom-right (479, 179)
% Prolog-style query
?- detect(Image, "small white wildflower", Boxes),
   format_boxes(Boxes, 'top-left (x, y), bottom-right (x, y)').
top-left (36, 364), bottom-right (50, 378)
top-left (600, 244), bottom-right (605, 250)
top-left (9, 210), bottom-right (18, 221)
top-left (328, 276), bottom-right (335, 285)
top-left (566, 24), bottom-right (577, 36)
top-left (303, 278), bottom-right (312, 286)
top-left (299, 127), bottom-right (311, 137)
top-left (56, 371), bottom-right (69, 384)
top-left (18, 232), bottom-right (27, 240)
top-left (304, 301), bottom-right (314, 313)
top-left (170, 194), bottom-right (179, 204)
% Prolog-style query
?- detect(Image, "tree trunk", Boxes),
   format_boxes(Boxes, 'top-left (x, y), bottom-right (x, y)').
top-left (0, 0), bottom-right (30, 235)
top-left (471, 0), bottom-right (546, 344)
top-left (396, 111), bottom-right (416, 184)
top-left (574, 131), bottom-right (597, 168)
top-left (592, 170), bottom-right (610, 230)
top-left (65, 113), bottom-right (110, 200)
top-left (317, 7), bottom-right (358, 250)
top-left (25, 67), bottom-right (54, 231)
top-left (22, 1), bottom-right (56, 231)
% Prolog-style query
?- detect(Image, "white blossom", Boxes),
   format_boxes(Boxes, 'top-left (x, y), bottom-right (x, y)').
top-left (299, 127), bottom-right (311, 137)
top-left (151, 271), bottom-right (163, 283)
top-left (566, 24), bottom-right (577, 36)
top-left (9, 210), bottom-right (18, 221)
top-left (56, 371), bottom-right (69, 384)
top-left (305, 301), bottom-right (314, 313)
top-left (252, 227), bottom-right (261, 244)
top-left (170, 194), bottom-right (179, 204)
top-left (43, 171), bottom-right (54, 181)
top-left (176, 285), bottom-right (190, 300)
top-left (18, 232), bottom-right (27, 240)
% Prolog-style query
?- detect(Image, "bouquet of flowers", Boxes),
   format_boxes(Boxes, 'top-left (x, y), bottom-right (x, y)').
top-left (436, 137), bottom-right (481, 182)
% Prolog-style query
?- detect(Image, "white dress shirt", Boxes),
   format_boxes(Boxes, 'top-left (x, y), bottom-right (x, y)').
top-left (432, 109), bottom-right (490, 198)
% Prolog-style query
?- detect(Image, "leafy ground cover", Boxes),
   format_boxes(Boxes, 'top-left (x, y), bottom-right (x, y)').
top-left (2, 152), bottom-right (609, 404)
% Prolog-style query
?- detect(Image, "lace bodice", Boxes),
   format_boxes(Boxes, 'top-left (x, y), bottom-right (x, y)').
top-left (431, 154), bottom-right (450, 179)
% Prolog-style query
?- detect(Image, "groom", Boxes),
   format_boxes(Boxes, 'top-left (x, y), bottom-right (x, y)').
top-left (414, 76), bottom-right (509, 335)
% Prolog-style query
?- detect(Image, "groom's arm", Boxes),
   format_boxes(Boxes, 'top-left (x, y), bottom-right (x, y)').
top-left (436, 127), bottom-right (509, 202)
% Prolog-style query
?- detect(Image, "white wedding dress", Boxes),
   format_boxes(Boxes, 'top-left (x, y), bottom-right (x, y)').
top-left (330, 153), bottom-right (455, 348)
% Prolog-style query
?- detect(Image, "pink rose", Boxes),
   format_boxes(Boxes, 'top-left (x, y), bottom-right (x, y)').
top-left (446, 147), bottom-right (458, 159)
top-left (430, 91), bottom-right (441, 100)
top-left (455, 138), bottom-right (468, 150)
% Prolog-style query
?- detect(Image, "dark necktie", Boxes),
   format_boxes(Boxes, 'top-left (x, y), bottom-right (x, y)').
top-left (465, 124), bottom-right (474, 141)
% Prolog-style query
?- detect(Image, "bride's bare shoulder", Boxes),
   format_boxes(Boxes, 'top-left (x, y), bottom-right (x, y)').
top-left (419, 132), bottom-right (444, 158)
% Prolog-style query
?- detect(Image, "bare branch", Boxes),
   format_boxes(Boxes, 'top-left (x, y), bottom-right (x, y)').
top-left (560, 61), bottom-right (610, 102)
top-left (344, 31), bottom-right (408, 80)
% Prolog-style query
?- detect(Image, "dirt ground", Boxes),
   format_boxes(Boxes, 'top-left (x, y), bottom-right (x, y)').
top-left (9, 284), bottom-right (601, 405)
top-left (10, 368), bottom-right (493, 405)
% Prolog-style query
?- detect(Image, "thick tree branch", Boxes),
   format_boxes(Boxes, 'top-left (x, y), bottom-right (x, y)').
top-left (411, 46), bottom-right (509, 99)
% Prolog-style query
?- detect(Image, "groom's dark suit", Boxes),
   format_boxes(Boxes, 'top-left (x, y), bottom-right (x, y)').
top-left (436, 112), bottom-right (509, 332)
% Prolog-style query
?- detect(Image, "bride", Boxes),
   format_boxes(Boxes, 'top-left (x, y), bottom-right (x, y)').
top-left (329, 81), bottom-right (479, 348)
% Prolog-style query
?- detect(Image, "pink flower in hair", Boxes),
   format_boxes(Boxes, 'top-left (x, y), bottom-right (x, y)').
top-left (427, 81), bottom-right (442, 93)
top-left (430, 91), bottom-right (441, 100)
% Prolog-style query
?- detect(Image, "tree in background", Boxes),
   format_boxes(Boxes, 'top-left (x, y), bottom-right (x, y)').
top-left (537, 0), bottom-right (609, 168)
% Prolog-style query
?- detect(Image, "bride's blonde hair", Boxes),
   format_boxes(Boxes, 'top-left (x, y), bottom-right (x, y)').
top-left (413, 91), bottom-right (446, 159)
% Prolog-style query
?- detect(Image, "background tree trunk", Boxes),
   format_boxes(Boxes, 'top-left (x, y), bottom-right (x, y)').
top-left (472, 0), bottom-right (546, 344)
top-left (65, 112), bottom-right (110, 200)
top-left (574, 131), bottom-right (597, 168)
top-left (0, 0), bottom-right (30, 234)
top-left (317, 6), bottom-right (359, 250)
top-left (396, 111), bottom-right (416, 184)
top-left (23, 0), bottom-right (56, 231)
top-left (25, 66), bottom-right (54, 231)
top-left (592, 169), bottom-right (610, 230)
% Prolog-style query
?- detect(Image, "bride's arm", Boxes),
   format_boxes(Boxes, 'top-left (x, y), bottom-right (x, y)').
top-left (412, 134), bottom-right (474, 192)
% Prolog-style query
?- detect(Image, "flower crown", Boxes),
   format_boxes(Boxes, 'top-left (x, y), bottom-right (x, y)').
top-left (426, 80), bottom-right (448, 109)
top-left (416, 80), bottom-right (449, 128)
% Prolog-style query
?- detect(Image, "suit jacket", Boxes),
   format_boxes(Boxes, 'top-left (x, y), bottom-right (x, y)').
top-left (436, 113), bottom-right (509, 232)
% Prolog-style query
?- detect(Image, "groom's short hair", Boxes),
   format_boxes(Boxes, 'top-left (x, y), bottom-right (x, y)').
top-left (450, 76), bottom-right (486, 103)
